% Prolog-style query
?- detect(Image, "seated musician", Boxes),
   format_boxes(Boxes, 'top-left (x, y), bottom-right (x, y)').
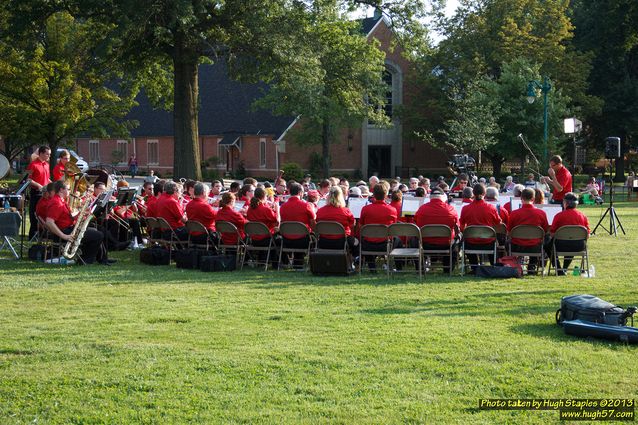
top-left (408, 177), bottom-right (419, 194)
top-left (238, 184), bottom-right (255, 204)
top-left (461, 187), bottom-right (473, 203)
top-left (420, 178), bottom-right (431, 194)
top-left (389, 189), bottom-right (403, 218)
top-left (507, 188), bottom-right (549, 275)
top-left (45, 180), bottom-right (107, 264)
top-left (113, 180), bottom-right (145, 249)
top-left (549, 192), bottom-right (589, 275)
top-left (246, 187), bottom-right (279, 265)
top-left (145, 180), bottom-right (164, 219)
top-left (53, 149), bottom-right (70, 181)
top-left (156, 181), bottom-right (188, 241)
top-left (216, 192), bottom-right (248, 247)
top-left (360, 184), bottom-right (401, 272)
top-left (185, 182), bottom-right (217, 246)
top-left (451, 173), bottom-right (469, 193)
top-left (208, 180), bottom-right (223, 206)
top-left (316, 186), bottom-right (357, 253)
top-left (139, 182), bottom-right (153, 215)
top-left (306, 189), bottom-right (320, 212)
top-left (415, 188), bottom-right (460, 273)
top-left (503, 184), bottom-right (525, 213)
top-left (460, 184), bottom-right (502, 267)
top-left (229, 181), bottom-right (241, 194)
top-left (280, 183), bottom-right (316, 265)
top-left (485, 187), bottom-right (509, 225)
top-left (35, 183), bottom-right (55, 222)
top-left (183, 180), bottom-right (196, 202)
top-left (368, 176), bottom-right (379, 191)
top-left (318, 179), bottom-right (331, 199)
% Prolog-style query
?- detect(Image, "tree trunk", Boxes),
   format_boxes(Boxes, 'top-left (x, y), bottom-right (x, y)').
top-left (490, 156), bottom-right (504, 179)
top-left (172, 40), bottom-right (202, 180)
top-left (321, 121), bottom-right (331, 178)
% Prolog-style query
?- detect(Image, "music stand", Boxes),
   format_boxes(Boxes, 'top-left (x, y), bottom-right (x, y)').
top-left (116, 188), bottom-right (137, 208)
top-left (593, 159), bottom-right (625, 236)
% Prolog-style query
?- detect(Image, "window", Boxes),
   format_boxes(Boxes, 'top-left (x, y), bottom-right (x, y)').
top-left (116, 140), bottom-right (128, 164)
top-left (147, 140), bottom-right (159, 165)
top-left (259, 139), bottom-right (266, 168)
top-left (89, 140), bottom-right (100, 163)
top-left (382, 70), bottom-right (393, 119)
top-left (217, 139), bottom-right (226, 166)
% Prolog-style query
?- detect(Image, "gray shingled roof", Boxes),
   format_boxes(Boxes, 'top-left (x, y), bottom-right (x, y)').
top-left (360, 15), bottom-right (382, 35)
top-left (127, 62), bottom-right (295, 139)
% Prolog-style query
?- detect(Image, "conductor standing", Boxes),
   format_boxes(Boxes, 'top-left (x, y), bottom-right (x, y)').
top-left (542, 155), bottom-right (572, 205)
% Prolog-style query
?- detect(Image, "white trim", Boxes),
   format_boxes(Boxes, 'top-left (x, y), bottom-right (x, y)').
top-left (366, 16), bottom-right (389, 38)
top-left (275, 116), bottom-right (300, 142)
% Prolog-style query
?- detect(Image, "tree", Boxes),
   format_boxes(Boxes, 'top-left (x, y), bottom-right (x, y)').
top-left (0, 10), bottom-right (136, 172)
top-left (255, 2), bottom-right (389, 177)
top-left (571, 0), bottom-right (638, 180)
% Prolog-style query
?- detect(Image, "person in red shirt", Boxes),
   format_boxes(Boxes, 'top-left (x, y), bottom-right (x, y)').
top-left (318, 179), bottom-right (331, 199)
top-left (502, 184), bottom-right (524, 213)
top-left (507, 188), bottom-right (549, 274)
top-left (389, 190), bottom-right (403, 218)
top-left (550, 192), bottom-right (589, 275)
top-left (461, 186), bottom-right (473, 203)
top-left (316, 186), bottom-right (357, 253)
top-left (451, 173), bottom-right (469, 193)
top-left (246, 187), bottom-right (280, 266)
top-left (279, 183), bottom-right (316, 267)
top-left (45, 180), bottom-right (106, 264)
top-left (542, 155), bottom-right (572, 204)
top-left (185, 182), bottom-right (218, 246)
top-left (460, 184), bottom-right (502, 267)
top-left (113, 180), bottom-right (145, 249)
top-left (27, 146), bottom-right (51, 239)
top-left (52, 149), bottom-right (70, 181)
top-left (156, 181), bottom-right (188, 241)
top-left (35, 183), bottom-right (55, 221)
top-left (415, 188), bottom-right (460, 273)
top-left (359, 184), bottom-right (400, 272)
top-left (216, 192), bottom-right (248, 247)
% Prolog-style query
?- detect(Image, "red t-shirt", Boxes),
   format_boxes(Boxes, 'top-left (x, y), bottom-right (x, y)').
top-left (414, 198), bottom-right (459, 245)
top-left (185, 197), bottom-right (217, 233)
top-left (552, 165), bottom-right (573, 201)
top-left (460, 199), bottom-right (502, 244)
top-left (47, 195), bottom-right (74, 230)
top-left (246, 203), bottom-right (278, 241)
top-left (35, 196), bottom-right (51, 220)
top-left (497, 204), bottom-right (509, 225)
top-left (551, 208), bottom-right (590, 235)
top-left (156, 193), bottom-right (185, 229)
top-left (27, 159), bottom-right (51, 187)
top-left (316, 204), bottom-right (355, 239)
top-left (216, 205), bottom-right (248, 244)
top-left (360, 199), bottom-right (397, 243)
top-left (53, 162), bottom-right (65, 181)
top-left (389, 200), bottom-right (402, 218)
top-left (280, 196), bottom-right (316, 237)
top-left (145, 195), bottom-right (158, 218)
top-left (507, 204), bottom-right (549, 246)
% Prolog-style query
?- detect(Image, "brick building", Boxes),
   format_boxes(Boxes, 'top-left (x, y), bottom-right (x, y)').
top-left (76, 14), bottom-right (447, 179)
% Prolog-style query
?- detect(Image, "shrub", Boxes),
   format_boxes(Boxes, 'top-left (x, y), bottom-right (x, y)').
top-left (282, 162), bottom-right (304, 181)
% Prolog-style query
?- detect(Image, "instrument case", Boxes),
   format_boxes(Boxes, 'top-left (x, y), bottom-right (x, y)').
top-left (200, 255), bottom-right (236, 272)
top-left (562, 320), bottom-right (638, 344)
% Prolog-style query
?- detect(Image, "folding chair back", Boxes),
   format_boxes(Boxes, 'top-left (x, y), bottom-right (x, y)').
top-left (509, 225), bottom-right (547, 275)
top-left (315, 221), bottom-right (347, 253)
top-left (145, 217), bottom-right (160, 245)
top-left (461, 225), bottom-right (497, 274)
top-left (358, 224), bottom-right (389, 274)
top-left (550, 225), bottom-right (589, 276)
top-left (242, 221), bottom-right (275, 270)
top-left (185, 220), bottom-right (213, 250)
top-left (215, 220), bottom-right (246, 267)
top-left (387, 223), bottom-right (422, 278)
top-left (156, 217), bottom-right (183, 261)
top-left (420, 224), bottom-right (454, 275)
top-left (278, 221), bottom-right (313, 270)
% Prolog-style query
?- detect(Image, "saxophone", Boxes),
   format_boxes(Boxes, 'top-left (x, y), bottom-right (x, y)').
top-left (63, 188), bottom-right (96, 260)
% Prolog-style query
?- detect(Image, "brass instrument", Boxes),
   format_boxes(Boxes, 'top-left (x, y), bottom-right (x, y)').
top-left (63, 187), bottom-right (96, 260)
top-left (64, 162), bottom-right (91, 213)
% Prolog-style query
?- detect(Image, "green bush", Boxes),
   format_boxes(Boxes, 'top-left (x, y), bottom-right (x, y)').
top-left (282, 162), bottom-right (304, 181)
top-left (308, 152), bottom-right (323, 178)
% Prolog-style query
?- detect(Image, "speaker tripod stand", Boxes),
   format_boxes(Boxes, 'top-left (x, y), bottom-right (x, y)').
top-left (592, 159), bottom-right (625, 236)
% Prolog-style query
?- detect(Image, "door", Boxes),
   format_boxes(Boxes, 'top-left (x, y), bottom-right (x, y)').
top-left (368, 146), bottom-right (392, 177)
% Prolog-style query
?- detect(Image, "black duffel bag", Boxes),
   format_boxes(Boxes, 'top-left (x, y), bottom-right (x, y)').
top-left (139, 246), bottom-right (170, 266)
top-left (28, 244), bottom-right (46, 262)
top-left (200, 255), bottom-right (236, 272)
top-left (475, 265), bottom-right (521, 279)
top-left (556, 294), bottom-right (636, 327)
top-left (175, 249), bottom-right (208, 269)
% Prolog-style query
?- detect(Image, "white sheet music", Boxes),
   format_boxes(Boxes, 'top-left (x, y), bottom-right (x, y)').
top-left (510, 198), bottom-right (522, 210)
top-left (453, 202), bottom-right (467, 217)
top-left (347, 198), bottom-right (368, 219)
top-left (233, 201), bottom-right (245, 212)
top-left (401, 197), bottom-right (426, 216)
top-left (317, 198), bottom-right (327, 209)
top-left (537, 204), bottom-right (562, 225)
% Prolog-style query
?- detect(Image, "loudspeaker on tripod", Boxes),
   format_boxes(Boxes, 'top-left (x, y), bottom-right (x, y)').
top-left (604, 137), bottom-right (621, 159)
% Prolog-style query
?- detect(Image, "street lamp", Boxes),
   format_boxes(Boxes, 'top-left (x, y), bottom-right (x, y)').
top-left (526, 76), bottom-right (552, 163)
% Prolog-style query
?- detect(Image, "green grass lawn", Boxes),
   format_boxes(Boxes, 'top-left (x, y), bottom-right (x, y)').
top-left (1, 202), bottom-right (638, 424)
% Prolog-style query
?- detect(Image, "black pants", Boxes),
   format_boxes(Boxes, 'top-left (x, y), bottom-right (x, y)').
top-left (29, 189), bottom-right (41, 239)
top-left (190, 233), bottom-right (218, 251)
top-left (162, 227), bottom-right (189, 243)
top-left (423, 241), bottom-right (459, 273)
top-left (249, 237), bottom-right (279, 266)
top-left (318, 236), bottom-right (357, 254)
top-left (361, 237), bottom-right (403, 271)
top-left (281, 236), bottom-right (311, 266)
top-left (128, 219), bottom-right (143, 243)
top-left (61, 226), bottom-right (105, 264)
top-left (550, 239), bottom-right (586, 271)
top-left (464, 241), bottom-right (496, 267)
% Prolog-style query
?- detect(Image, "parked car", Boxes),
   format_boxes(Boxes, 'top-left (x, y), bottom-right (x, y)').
top-left (55, 148), bottom-right (89, 172)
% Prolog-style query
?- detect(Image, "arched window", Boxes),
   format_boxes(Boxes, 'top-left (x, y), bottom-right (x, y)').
top-left (382, 69), bottom-right (393, 119)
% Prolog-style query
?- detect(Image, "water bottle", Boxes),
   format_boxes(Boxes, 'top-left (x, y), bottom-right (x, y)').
top-left (572, 266), bottom-right (580, 276)
top-left (3, 198), bottom-right (9, 210)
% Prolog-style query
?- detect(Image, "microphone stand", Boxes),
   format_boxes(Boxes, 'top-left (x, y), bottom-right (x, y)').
top-left (592, 159), bottom-right (625, 236)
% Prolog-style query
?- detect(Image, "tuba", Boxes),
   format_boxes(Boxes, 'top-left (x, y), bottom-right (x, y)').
top-left (63, 187), bottom-right (96, 260)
